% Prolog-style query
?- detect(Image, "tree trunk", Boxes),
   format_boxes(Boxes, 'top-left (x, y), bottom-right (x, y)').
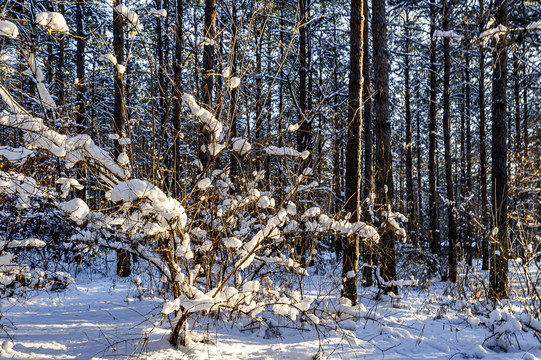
top-left (229, 1), bottom-right (239, 184)
top-left (428, 1), bottom-right (440, 255)
top-left (442, 0), bottom-right (457, 283)
top-left (514, 55), bottom-right (521, 152)
top-left (113, 0), bottom-right (130, 278)
top-left (489, 0), bottom-right (509, 300)
top-left (75, 1), bottom-right (86, 200)
top-left (373, 0), bottom-right (396, 293)
top-left (171, 0), bottom-right (183, 198)
top-left (200, 0), bottom-right (216, 168)
top-left (361, 0), bottom-right (374, 287)
top-left (417, 112), bottom-right (423, 228)
top-left (465, 42), bottom-right (473, 266)
top-left (342, 0), bottom-right (364, 304)
top-left (404, 12), bottom-right (414, 245)
top-left (57, 2), bottom-right (65, 106)
top-left (297, 0), bottom-right (310, 154)
top-left (479, 0), bottom-right (489, 271)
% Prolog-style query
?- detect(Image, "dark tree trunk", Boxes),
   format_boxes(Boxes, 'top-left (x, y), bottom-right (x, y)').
top-left (229, 1), bottom-right (239, 183)
top-left (404, 12), bottom-right (414, 245)
top-left (57, 2), bottom-right (65, 106)
top-left (113, 0), bottom-right (130, 278)
top-left (442, 0), bottom-right (457, 283)
top-left (479, 0), bottom-right (489, 271)
top-left (342, 0), bottom-right (364, 304)
top-left (156, 0), bottom-right (166, 124)
top-left (523, 88), bottom-right (528, 150)
top-left (373, 0), bottom-right (396, 293)
top-left (171, 0), bottom-right (183, 198)
top-left (428, 1), bottom-right (440, 255)
top-left (361, 0), bottom-right (374, 287)
top-left (332, 17), bottom-right (342, 258)
top-left (490, 0), bottom-right (509, 300)
top-left (297, 0), bottom-right (310, 153)
top-left (200, 0), bottom-right (216, 168)
top-left (514, 55), bottom-right (521, 152)
top-left (416, 113), bottom-right (423, 227)
top-left (75, 1), bottom-right (86, 200)
top-left (465, 42), bottom-right (473, 266)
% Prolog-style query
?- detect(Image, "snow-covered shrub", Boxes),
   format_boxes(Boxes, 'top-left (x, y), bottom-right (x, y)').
top-left (0, 19), bottom-right (383, 348)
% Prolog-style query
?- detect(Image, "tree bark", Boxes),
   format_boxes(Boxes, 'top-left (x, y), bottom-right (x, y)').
top-left (171, 0), bottom-right (183, 198)
top-left (342, 0), bottom-right (364, 304)
top-left (113, 0), bottom-right (130, 277)
top-left (373, 0), bottom-right (396, 293)
top-left (479, 0), bottom-right (489, 271)
top-left (75, 1), bottom-right (86, 200)
top-left (361, 0), bottom-right (374, 287)
top-left (442, 0), bottom-right (457, 283)
top-left (404, 11), bottom-right (414, 245)
top-left (200, 0), bottom-right (216, 168)
top-left (428, 1), bottom-right (440, 255)
top-left (297, 0), bottom-right (311, 153)
top-left (489, 0), bottom-right (509, 300)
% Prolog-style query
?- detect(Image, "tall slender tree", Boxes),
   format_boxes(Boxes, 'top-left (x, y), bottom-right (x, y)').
top-left (297, 0), bottom-right (310, 154)
top-left (113, 0), bottom-right (130, 277)
top-left (442, 0), bottom-right (457, 283)
top-left (75, 0), bottom-right (86, 200)
top-left (342, 0), bottom-right (364, 304)
top-left (490, 0), bottom-right (509, 300)
top-left (404, 10), bottom-right (415, 244)
top-left (171, 0), bottom-right (183, 198)
top-left (361, 0), bottom-right (374, 287)
top-left (478, 0), bottom-right (489, 271)
top-left (200, 0), bottom-right (217, 168)
top-left (373, 0), bottom-right (396, 293)
top-left (428, 0), bottom-right (440, 255)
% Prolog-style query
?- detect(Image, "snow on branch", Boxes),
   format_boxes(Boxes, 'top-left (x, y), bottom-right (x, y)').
top-left (0, 20), bottom-right (19, 39)
top-left (478, 24), bottom-right (507, 45)
top-left (149, 8), bottom-right (167, 17)
top-left (36, 12), bottom-right (69, 33)
top-left (114, 4), bottom-right (140, 26)
top-left (265, 145), bottom-right (310, 160)
top-left (432, 30), bottom-right (463, 40)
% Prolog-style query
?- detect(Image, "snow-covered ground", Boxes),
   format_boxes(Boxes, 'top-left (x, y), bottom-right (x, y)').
top-left (1, 265), bottom-right (541, 360)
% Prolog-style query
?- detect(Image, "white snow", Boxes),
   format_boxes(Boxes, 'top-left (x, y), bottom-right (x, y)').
top-left (117, 64), bottom-right (126, 74)
top-left (222, 237), bottom-right (243, 249)
top-left (231, 138), bottom-right (252, 156)
top-left (36, 12), bottom-right (69, 33)
top-left (0, 146), bottom-right (33, 165)
top-left (222, 67), bottom-right (231, 78)
top-left (117, 151), bottom-right (129, 165)
top-left (0, 20), bottom-right (19, 39)
top-left (115, 4), bottom-right (140, 26)
top-left (287, 201), bottom-right (297, 215)
top-left (56, 177), bottom-right (84, 198)
top-left (230, 76), bottom-right (241, 89)
top-left (58, 198), bottom-right (89, 223)
top-left (432, 30), bottom-right (463, 40)
top-left (258, 195), bottom-right (271, 208)
top-left (100, 53), bottom-right (118, 65)
top-left (118, 137), bottom-right (131, 145)
top-left (149, 8), bottom-right (167, 17)
top-left (288, 122), bottom-right (300, 132)
top-left (197, 177), bottom-right (212, 190)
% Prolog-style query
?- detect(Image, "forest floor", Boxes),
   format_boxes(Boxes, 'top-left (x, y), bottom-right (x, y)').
top-left (1, 260), bottom-right (541, 360)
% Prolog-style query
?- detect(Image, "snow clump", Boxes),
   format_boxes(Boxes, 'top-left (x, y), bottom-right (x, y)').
top-left (36, 12), bottom-right (69, 33)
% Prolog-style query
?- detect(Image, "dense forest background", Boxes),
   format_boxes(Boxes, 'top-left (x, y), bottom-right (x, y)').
top-left (0, 0), bottom-right (540, 352)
